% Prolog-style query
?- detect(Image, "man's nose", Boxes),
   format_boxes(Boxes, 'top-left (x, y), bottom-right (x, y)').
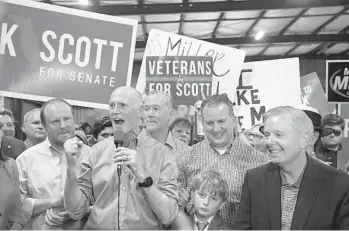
top-left (60, 120), bottom-right (68, 128)
top-left (212, 123), bottom-right (221, 132)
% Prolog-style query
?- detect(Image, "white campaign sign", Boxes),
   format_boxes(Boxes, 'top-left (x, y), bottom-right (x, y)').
top-left (136, 29), bottom-right (246, 103)
top-left (228, 58), bottom-right (302, 129)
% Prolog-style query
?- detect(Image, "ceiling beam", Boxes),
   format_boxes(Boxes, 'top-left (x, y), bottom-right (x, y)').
top-left (133, 52), bottom-right (349, 62)
top-left (211, 13), bottom-right (225, 38)
top-left (258, 8), bottom-right (308, 56)
top-left (312, 6), bottom-right (349, 34)
top-left (311, 24), bottom-right (349, 55)
top-left (136, 34), bottom-right (349, 49)
top-left (245, 53), bottom-right (349, 62)
top-left (137, 12), bottom-right (349, 24)
top-left (178, 0), bottom-right (188, 35)
top-left (178, 14), bottom-right (184, 35)
top-left (340, 25), bottom-right (349, 33)
top-left (245, 11), bottom-right (266, 36)
top-left (66, 0), bottom-right (349, 16)
top-left (285, 44), bottom-right (301, 56)
top-left (137, 0), bottom-right (148, 40)
top-left (279, 9), bottom-right (309, 35)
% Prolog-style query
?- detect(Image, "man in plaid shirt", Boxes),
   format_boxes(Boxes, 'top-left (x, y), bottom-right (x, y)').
top-left (177, 94), bottom-right (269, 225)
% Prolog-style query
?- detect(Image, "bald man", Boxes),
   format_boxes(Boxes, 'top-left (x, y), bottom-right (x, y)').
top-left (144, 91), bottom-right (189, 159)
top-left (22, 108), bottom-right (47, 148)
top-left (64, 86), bottom-right (178, 229)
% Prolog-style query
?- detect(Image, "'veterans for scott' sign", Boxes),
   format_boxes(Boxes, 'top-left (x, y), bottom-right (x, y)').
top-left (326, 60), bottom-right (349, 103)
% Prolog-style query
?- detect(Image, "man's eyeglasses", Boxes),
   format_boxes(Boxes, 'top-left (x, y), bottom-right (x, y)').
top-left (320, 127), bottom-right (342, 137)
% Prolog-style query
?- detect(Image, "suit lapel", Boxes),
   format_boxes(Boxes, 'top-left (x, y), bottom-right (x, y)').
top-left (266, 163), bottom-right (282, 230)
top-left (208, 214), bottom-right (222, 230)
top-left (291, 157), bottom-right (321, 230)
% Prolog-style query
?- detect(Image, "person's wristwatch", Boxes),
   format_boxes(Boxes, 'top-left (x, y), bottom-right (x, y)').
top-left (138, 176), bottom-right (153, 188)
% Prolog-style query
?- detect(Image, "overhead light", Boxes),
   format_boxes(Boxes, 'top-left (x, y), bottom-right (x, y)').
top-left (254, 30), bottom-right (265, 41)
top-left (79, 0), bottom-right (90, 5)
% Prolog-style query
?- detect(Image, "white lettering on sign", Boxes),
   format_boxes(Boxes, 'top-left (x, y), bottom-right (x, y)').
top-left (0, 23), bottom-right (18, 57)
top-left (39, 66), bottom-right (116, 87)
top-left (40, 30), bottom-right (124, 71)
top-left (176, 82), bottom-right (211, 96)
top-left (148, 82), bottom-right (171, 94)
top-left (147, 59), bottom-right (212, 76)
top-left (75, 36), bottom-right (91, 68)
top-left (334, 76), bottom-right (349, 90)
top-left (58, 33), bottom-right (74, 65)
top-left (344, 68), bottom-right (349, 76)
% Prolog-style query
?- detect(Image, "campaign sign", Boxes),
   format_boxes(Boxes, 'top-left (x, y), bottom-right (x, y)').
top-left (0, 0), bottom-right (137, 109)
top-left (137, 29), bottom-right (246, 104)
top-left (228, 58), bottom-right (302, 129)
top-left (145, 56), bottom-right (213, 105)
top-left (326, 60), bottom-right (349, 104)
top-left (300, 72), bottom-right (335, 116)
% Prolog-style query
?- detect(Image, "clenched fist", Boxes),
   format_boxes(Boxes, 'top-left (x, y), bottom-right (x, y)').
top-left (64, 137), bottom-right (83, 165)
top-left (64, 137), bottom-right (83, 155)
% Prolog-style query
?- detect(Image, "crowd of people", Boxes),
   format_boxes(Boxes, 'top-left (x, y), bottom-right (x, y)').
top-left (0, 86), bottom-right (349, 230)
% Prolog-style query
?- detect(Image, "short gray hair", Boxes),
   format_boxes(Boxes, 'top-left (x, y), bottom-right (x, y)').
top-left (147, 90), bottom-right (175, 110)
top-left (263, 106), bottom-right (314, 144)
top-left (23, 108), bottom-right (41, 124)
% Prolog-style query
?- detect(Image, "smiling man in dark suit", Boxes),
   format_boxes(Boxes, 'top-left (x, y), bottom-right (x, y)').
top-left (235, 106), bottom-right (349, 230)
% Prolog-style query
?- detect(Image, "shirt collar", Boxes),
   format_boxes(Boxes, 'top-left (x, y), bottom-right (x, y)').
top-left (194, 213), bottom-right (215, 228)
top-left (280, 163), bottom-right (306, 188)
top-left (208, 135), bottom-right (236, 155)
top-left (207, 132), bottom-right (239, 155)
top-left (43, 138), bottom-right (64, 155)
top-left (137, 128), bottom-right (156, 147)
top-left (210, 143), bottom-right (233, 155)
top-left (165, 131), bottom-right (175, 150)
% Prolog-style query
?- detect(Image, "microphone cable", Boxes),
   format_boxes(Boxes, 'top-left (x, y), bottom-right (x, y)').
top-left (117, 165), bottom-right (121, 230)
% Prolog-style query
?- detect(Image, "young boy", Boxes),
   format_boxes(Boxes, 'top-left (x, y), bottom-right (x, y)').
top-left (171, 170), bottom-right (232, 230)
top-left (191, 170), bottom-right (232, 230)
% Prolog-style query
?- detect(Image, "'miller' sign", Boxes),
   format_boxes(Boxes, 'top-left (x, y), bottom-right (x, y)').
top-left (326, 60), bottom-right (349, 103)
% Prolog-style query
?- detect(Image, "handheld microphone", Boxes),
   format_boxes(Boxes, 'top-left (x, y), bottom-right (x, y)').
top-left (114, 129), bottom-right (124, 231)
top-left (114, 129), bottom-right (124, 176)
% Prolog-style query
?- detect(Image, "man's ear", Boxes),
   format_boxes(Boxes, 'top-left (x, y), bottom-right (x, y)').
top-left (300, 131), bottom-right (310, 149)
top-left (21, 124), bottom-right (26, 133)
top-left (311, 131), bottom-right (320, 146)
